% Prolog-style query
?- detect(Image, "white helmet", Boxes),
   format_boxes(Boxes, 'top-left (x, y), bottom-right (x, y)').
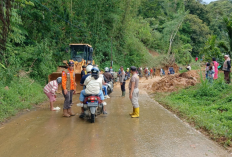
top-left (105, 67), bottom-right (109, 72)
top-left (86, 65), bottom-right (93, 73)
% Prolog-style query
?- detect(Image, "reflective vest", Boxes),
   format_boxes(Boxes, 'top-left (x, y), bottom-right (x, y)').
top-left (62, 69), bottom-right (76, 91)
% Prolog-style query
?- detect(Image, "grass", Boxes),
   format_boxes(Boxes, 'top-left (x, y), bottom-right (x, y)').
top-left (153, 73), bottom-right (232, 146)
top-left (0, 76), bottom-right (46, 122)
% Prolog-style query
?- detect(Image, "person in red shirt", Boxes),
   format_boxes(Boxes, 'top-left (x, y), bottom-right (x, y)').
top-left (150, 68), bottom-right (153, 79)
top-left (62, 61), bottom-right (76, 117)
top-left (195, 56), bottom-right (198, 62)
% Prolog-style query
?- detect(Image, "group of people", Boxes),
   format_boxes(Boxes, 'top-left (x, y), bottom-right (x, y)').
top-left (43, 62), bottom-right (140, 118)
top-left (137, 67), bottom-right (156, 79)
top-left (205, 55), bottom-right (231, 83)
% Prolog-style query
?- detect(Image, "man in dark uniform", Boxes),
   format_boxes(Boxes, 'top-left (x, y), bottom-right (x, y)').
top-left (119, 66), bottom-right (126, 97)
top-left (81, 66), bottom-right (86, 78)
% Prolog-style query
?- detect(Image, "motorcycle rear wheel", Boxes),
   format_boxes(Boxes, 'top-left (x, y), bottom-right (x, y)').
top-left (91, 114), bottom-right (95, 123)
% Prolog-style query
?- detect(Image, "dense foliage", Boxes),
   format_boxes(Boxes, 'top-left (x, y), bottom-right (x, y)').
top-left (1, 0), bottom-right (232, 82)
top-left (1, 0), bottom-right (232, 120)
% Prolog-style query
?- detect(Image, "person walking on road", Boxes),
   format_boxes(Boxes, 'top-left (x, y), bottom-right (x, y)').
top-left (153, 67), bottom-right (156, 78)
top-left (129, 66), bottom-right (140, 118)
top-left (119, 66), bottom-right (126, 97)
top-left (125, 68), bottom-right (130, 80)
top-left (150, 68), bottom-right (153, 79)
top-left (62, 61), bottom-right (76, 117)
top-left (222, 55), bottom-right (231, 84)
top-left (44, 77), bottom-right (62, 111)
top-left (212, 58), bottom-right (219, 79)
top-left (145, 67), bottom-right (149, 80)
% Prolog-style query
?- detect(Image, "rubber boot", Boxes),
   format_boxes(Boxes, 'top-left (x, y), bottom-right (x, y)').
top-left (63, 109), bottom-right (70, 117)
top-left (131, 107), bottom-right (139, 118)
top-left (129, 107), bottom-right (135, 116)
top-left (122, 91), bottom-right (126, 97)
top-left (67, 108), bottom-right (75, 116)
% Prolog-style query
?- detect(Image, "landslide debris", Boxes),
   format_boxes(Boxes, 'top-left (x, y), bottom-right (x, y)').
top-left (152, 70), bottom-right (200, 92)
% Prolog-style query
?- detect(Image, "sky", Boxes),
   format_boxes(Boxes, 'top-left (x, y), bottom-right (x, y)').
top-left (203, 0), bottom-right (218, 4)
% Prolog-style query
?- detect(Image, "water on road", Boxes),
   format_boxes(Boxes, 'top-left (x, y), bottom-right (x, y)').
top-left (0, 83), bottom-right (230, 157)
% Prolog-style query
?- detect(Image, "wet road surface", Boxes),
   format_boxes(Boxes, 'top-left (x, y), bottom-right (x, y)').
top-left (0, 85), bottom-right (231, 157)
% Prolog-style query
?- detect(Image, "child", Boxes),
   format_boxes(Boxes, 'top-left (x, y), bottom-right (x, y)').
top-left (205, 63), bottom-right (210, 79)
top-left (207, 65), bottom-right (215, 83)
top-left (44, 77), bottom-right (62, 111)
top-left (211, 62), bottom-right (215, 75)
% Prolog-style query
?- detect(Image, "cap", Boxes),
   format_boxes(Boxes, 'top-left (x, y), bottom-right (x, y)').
top-left (120, 66), bottom-right (123, 68)
top-left (130, 66), bottom-right (137, 71)
top-left (82, 65), bottom-right (86, 68)
top-left (225, 55), bottom-right (229, 57)
top-left (68, 61), bottom-right (74, 65)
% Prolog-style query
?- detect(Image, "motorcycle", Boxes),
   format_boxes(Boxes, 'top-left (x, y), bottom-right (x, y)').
top-left (103, 80), bottom-right (114, 95)
top-left (83, 95), bottom-right (104, 123)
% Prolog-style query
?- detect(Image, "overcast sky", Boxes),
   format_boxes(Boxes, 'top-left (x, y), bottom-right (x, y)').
top-left (204, 0), bottom-right (218, 3)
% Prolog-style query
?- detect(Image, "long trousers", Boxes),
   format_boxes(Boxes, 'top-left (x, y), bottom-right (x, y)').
top-left (224, 71), bottom-right (231, 84)
top-left (121, 82), bottom-right (125, 92)
top-left (129, 88), bottom-right (139, 108)
top-left (62, 90), bottom-right (74, 109)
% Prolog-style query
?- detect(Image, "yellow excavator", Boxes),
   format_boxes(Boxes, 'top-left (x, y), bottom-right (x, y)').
top-left (48, 44), bottom-right (95, 93)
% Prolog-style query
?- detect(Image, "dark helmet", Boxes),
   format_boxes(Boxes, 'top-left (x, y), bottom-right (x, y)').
top-left (91, 67), bottom-right (99, 80)
top-left (56, 77), bottom-right (62, 84)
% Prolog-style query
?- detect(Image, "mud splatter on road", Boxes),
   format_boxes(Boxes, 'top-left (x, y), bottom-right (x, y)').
top-left (0, 84), bottom-right (230, 157)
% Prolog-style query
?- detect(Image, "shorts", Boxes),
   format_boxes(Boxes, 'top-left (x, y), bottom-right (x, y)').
top-left (44, 92), bottom-right (56, 102)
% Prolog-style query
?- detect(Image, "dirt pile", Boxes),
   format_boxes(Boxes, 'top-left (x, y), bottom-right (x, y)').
top-left (152, 70), bottom-right (200, 92)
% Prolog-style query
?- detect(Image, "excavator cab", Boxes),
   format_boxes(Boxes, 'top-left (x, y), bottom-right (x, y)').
top-left (48, 43), bottom-right (94, 93)
top-left (70, 44), bottom-right (93, 64)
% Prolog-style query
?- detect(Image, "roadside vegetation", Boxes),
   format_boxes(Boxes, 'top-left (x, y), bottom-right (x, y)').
top-left (153, 72), bottom-right (232, 146)
top-left (0, 76), bottom-right (46, 122)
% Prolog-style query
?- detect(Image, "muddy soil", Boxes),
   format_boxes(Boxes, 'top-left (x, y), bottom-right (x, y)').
top-left (0, 79), bottom-right (231, 157)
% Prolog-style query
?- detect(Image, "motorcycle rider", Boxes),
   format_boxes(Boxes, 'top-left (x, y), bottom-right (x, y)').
top-left (79, 67), bottom-right (107, 118)
top-left (103, 67), bottom-right (113, 83)
top-left (80, 65), bottom-right (93, 87)
top-left (62, 61), bottom-right (76, 117)
top-left (100, 70), bottom-right (110, 99)
top-left (79, 65), bottom-right (93, 116)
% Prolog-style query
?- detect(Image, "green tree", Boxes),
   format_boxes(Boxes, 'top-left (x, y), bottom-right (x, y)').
top-left (200, 35), bottom-right (222, 62)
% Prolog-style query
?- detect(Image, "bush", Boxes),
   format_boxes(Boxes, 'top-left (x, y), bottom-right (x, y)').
top-left (0, 76), bottom-right (46, 121)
